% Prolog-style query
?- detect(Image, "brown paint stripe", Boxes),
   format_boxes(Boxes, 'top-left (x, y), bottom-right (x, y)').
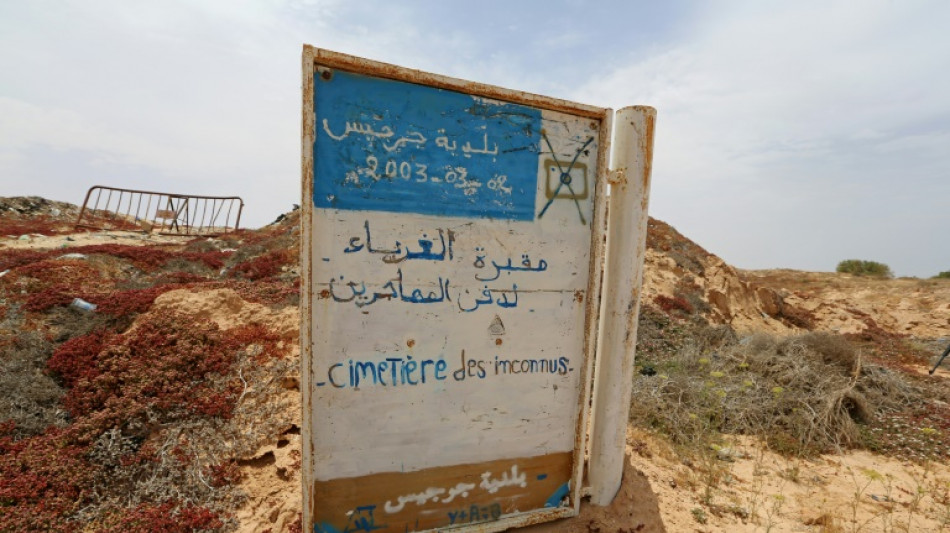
top-left (311, 452), bottom-right (572, 532)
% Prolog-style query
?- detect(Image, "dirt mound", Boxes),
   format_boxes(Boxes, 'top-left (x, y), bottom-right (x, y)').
top-left (643, 219), bottom-right (948, 341)
top-left (0, 196), bottom-right (80, 220)
top-left (0, 196), bottom-right (83, 237)
top-left (150, 288), bottom-right (297, 336)
top-left (643, 218), bottom-right (812, 334)
top-left (742, 269), bottom-right (950, 339)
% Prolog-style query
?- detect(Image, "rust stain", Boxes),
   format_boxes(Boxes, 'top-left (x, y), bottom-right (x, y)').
top-left (495, 338), bottom-right (503, 346)
top-left (568, 109), bottom-right (612, 515)
top-left (301, 45), bottom-right (317, 533)
top-left (641, 112), bottom-right (656, 192)
top-left (319, 289), bottom-right (330, 299)
top-left (623, 287), bottom-right (642, 346)
top-left (607, 167), bottom-right (627, 187)
top-left (407, 339), bottom-right (415, 348)
top-left (574, 290), bottom-right (584, 303)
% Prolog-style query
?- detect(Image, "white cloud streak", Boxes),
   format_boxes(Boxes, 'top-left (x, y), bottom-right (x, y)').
top-left (0, 1), bottom-right (947, 276)
top-left (573, 1), bottom-right (950, 276)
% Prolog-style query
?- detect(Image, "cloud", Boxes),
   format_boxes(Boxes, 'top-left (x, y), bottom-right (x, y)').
top-left (1, 1), bottom-right (947, 276)
top-left (0, 0), bottom-right (363, 224)
top-left (572, 2), bottom-right (950, 276)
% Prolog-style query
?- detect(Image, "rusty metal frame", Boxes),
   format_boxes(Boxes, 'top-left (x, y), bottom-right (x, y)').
top-left (75, 185), bottom-right (244, 236)
top-left (301, 45), bottom-right (612, 533)
top-left (587, 106), bottom-right (656, 503)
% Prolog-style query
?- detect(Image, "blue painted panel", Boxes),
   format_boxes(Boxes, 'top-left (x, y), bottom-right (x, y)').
top-left (314, 70), bottom-right (541, 220)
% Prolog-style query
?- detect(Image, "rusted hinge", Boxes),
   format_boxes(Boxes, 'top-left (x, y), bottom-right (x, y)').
top-left (607, 168), bottom-right (626, 185)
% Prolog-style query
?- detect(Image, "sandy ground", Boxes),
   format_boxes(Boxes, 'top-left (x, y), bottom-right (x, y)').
top-left (503, 424), bottom-right (950, 533)
top-left (0, 230), bottom-right (193, 251)
top-left (581, 430), bottom-right (950, 533)
top-left (743, 269), bottom-right (950, 339)
top-left (632, 428), bottom-right (950, 533)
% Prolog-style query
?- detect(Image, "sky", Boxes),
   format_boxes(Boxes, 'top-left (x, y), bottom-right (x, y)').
top-left (1, 1), bottom-right (948, 277)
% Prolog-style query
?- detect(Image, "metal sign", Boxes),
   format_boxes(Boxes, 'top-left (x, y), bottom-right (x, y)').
top-left (301, 47), bottom-right (611, 533)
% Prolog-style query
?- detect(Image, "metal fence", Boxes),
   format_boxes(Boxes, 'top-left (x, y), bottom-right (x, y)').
top-left (75, 185), bottom-right (244, 236)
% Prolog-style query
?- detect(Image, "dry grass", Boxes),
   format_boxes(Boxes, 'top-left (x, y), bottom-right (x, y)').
top-left (632, 320), bottom-right (924, 457)
top-left (0, 331), bottom-right (67, 438)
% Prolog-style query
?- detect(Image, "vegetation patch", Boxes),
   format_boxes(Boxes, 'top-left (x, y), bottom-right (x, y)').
top-left (0, 424), bottom-right (96, 532)
top-left (0, 310), bottom-right (275, 530)
top-left (836, 259), bottom-right (894, 278)
top-left (230, 249), bottom-right (295, 281)
top-left (0, 202), bottom-right (308, 530)
top-left (0, 331), bottom-right (65, 438)
top-left (0, 216), bottom-right (72, 236)
top-left (632, 313), bottom-right (928, 458)
top-left (0, 249), bottom-right (49, 271)
top-left (654, 294), bottom-right (694, 315)
top-left (55, 312), bottom-right (241, 429)
top-left (94, 286), bottom-right (182, 317)
top-left (95, 501), bottom-right (225, 533)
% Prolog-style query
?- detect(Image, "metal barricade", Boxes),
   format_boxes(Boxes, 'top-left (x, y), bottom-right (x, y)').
top-left (75, 185), bottom-right (244, 236)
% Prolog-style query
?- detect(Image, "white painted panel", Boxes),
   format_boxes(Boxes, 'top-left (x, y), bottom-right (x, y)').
top-left (311, 108), bottom-right (598, 480)
top-left (302, 52), bottom-right (610, 533)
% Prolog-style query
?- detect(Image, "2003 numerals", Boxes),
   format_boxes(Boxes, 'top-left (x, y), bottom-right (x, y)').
top-left (345, 156), bottom-right (511, 195)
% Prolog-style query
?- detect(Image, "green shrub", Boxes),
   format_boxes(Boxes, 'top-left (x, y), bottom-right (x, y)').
top-left (934, 271), bottom-right (950, 279)
top-left (836, 259), bottom-right (893, 278)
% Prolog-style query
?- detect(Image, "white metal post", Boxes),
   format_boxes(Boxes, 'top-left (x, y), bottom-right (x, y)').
top-left (587, 105), bottom-right (656, 505)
